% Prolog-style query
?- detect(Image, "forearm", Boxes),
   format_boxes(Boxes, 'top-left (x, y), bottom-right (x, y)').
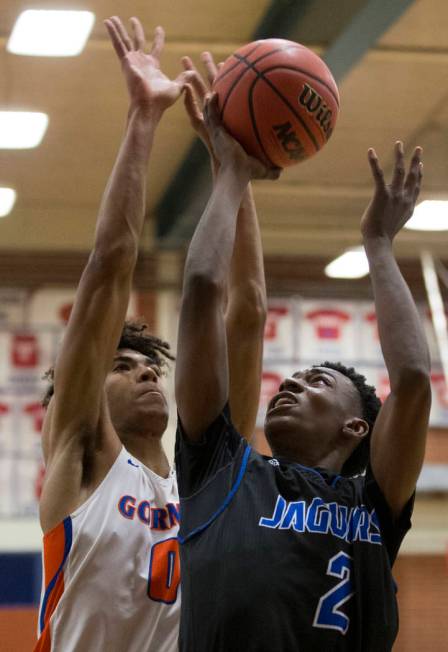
top-left (228, 184), bottom-right (266, 319)
top-left (184, 165), bottom-right (249, 290)
top-left (364, 236), bottom-right (430, 388)
top-left (94, 106), bottom-right (162, 264)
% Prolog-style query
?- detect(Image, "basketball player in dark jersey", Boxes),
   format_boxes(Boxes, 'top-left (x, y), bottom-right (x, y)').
top-left (175, 95), bottom-right (431, 652)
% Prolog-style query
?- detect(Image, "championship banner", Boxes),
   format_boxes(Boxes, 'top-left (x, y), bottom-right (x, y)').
top-left (298, 300), bottom-right (358, 362)
top-left (358, 303), bottom-right (383, 362)
top-left (263, 299), bottom-right (296, 361)
top-left (429, 372), bottom-right (448, 427)
top-left (0, 289), bottom-right (26, 326)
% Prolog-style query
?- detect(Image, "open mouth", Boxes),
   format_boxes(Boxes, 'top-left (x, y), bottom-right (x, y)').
top-left (268, 391), bottom-right (298, 412)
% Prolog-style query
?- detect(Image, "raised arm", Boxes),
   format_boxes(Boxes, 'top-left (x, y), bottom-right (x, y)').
top-left (40, 18), bottom-right (189, 529)
top-left (362, 142), bottom-right (431, 518)
top-left (182, 53), bottom-right (267, 439)
top-left (175, 94), bottom-right (278, 442)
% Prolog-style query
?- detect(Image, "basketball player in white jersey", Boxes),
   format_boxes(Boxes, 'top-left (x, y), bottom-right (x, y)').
top-left (34, 15), bottom-right (267, 652)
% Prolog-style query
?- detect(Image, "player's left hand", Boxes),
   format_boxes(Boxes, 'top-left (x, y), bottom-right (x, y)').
top-left (181, 52), bottom-right (223, 165)
top-left (104, 16), bottom-right (193, 114)
top-left (361, 141), bottom-right (423, 242)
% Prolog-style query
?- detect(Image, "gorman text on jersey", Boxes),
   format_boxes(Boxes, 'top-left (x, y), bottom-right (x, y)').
top-left (118, 496), bottom-right (180, 531)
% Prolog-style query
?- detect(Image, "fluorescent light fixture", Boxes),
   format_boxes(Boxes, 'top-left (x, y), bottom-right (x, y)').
top-left (7, 10), bottom-right (95, 57)
top-left (405, 200), bottom-right (448, 231)
top-left (0, 112), bottom-right (48, 149)
top-left (0, 188), bottom-right (16, 217)
top-left (325, 247), bottom-right (369, 279)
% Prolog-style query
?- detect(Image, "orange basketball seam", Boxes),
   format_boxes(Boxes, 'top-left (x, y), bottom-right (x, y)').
top-left (216, 43), bottom-right (308, 121)
top-left (237, 55), bottom-right (320, 153)
top-left (247, 82), bottom-right (275, 168)
top-left (260, 64), bottom-right (340, 108)
top-left (214, 42), bottom-right (262, 84)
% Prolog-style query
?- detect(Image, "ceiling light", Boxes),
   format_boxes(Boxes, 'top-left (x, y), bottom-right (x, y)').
top-left (405, 200), bottom-right (448, 231)
top-left (325, 247), bottom-right (369, 279)
top-left (0, 188), bottom-right (16, 217)
top-left (7, 10), bottom-right (95, 57)
top-left (0, 112), bottom-right (48, 149)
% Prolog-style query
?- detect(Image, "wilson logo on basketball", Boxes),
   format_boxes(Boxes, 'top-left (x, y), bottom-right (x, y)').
top-left (299, 83), bottom-right (333, 139)
top-left (273, 122), bottom-right (305, 161)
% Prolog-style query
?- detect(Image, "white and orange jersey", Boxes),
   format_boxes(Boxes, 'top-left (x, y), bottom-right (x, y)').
top-left (35, 446), bottom-right (180, 652)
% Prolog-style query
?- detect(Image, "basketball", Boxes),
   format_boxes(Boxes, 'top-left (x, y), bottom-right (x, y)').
top-left (212, 38), bottom-right (340, 168)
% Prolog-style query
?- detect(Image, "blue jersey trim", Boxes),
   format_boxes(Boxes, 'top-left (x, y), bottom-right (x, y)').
top-left (39, 516), bottom-right (73, 633)
top-left (179, 445), bottom-right (251, 544)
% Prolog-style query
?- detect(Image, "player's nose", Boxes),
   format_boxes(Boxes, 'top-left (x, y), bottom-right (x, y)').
top-left (136, 365), bottom-right (158, 383)
top-left (279, 376), bottom-right (305, 393)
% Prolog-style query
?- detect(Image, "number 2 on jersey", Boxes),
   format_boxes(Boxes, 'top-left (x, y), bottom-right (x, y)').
top-left (313, 552), bottom-right (354, 635)
top-left (147, 537), bottom-right (180, 604)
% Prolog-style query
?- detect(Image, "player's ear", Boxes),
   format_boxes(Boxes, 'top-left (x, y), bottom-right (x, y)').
top-left (342, 417), bottom-right (369, 441)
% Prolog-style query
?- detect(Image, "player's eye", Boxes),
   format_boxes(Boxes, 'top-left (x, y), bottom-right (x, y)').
top-left (114, 363), bottom-right (130, 372)
top-left (310, 375), bottom-right (329, 385)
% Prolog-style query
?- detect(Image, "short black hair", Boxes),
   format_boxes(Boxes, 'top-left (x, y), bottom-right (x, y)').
top-left (314, 361), bottom-right (382, 477)
top-left (42, 319), bottom-right (174, 408)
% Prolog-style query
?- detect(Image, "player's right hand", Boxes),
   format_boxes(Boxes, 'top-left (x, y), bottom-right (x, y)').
top-left (361, 141), bottom-right (423, 243)
top-left (203, 93), bottom-right (281, 181)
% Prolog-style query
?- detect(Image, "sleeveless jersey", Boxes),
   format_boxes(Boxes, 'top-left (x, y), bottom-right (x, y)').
top-left (35, 446), bottom-right (181, 652)
top-left (176, 406), bottom-right (413, 652)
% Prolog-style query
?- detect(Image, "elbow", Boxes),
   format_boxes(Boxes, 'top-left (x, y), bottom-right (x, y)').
top-left (392, 366), bottom-right (431, 397)
top-left (227, 280), bottom-right (267, 333)
top-left (183, 267), bottom-right (226, 303)
top-left (90, 239), bottom-right (138, 277)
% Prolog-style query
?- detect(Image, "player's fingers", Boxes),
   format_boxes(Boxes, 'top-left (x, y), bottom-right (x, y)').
top-left (184, 84), bottom-right (203, 124)
top-left (174, 69), bottom-right (196, 91)
top-left (200, 51), bottom-right (218, 85)
top-left (104, 19), bottom-right (127, 59)
top-left (217, 62), bottom-right (224, 73)
top-left (404, 146), bottom-right (422, 195)
top-left (181, 56), bottom-right (195, 72)
top-left (110, 16), bottom-right (133, 52)
top-left (130, 17), bottom-right (146, 51)
top-left (204, 92), bottom-right (221, 130)
top-left (391, 141), bottom-right (405, 194)
top-left (367, 148), bottom-right (386, 190)
top-left (413, 161), bottom-right (423, 203)
top-left (150, 26), bottom-right (165, 60)
top-left (181, 58), bottom-right (208, 100)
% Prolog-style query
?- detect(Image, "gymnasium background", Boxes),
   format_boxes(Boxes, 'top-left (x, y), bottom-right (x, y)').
top-left (1, 1), bottom-right (448, 650)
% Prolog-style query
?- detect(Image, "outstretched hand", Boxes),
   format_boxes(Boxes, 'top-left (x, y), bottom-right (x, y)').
top-left (361, 141), bottom-right (423, 242)
top-left (104, 16), bottom-right (193, 114)
top-left (203, 93), bottom-right (281, 181)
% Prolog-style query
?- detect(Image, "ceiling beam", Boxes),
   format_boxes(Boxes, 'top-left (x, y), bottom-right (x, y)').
top-left (155, 0), bottom-right (417, 248)
top-left (322, 0), bottom-right (417, 80)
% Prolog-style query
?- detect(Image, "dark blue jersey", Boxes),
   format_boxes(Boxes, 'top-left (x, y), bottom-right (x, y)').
top-left (175, 406), bottom-right (412, 652)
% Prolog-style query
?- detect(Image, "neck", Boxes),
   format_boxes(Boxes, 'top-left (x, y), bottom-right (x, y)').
top-left (274, 447), bottom-right (345, 473)
top-left (121, 431), bottom-right (170, 478)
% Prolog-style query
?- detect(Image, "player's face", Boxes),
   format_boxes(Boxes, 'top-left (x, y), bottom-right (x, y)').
top-left (104, 348), bottom-right (169, 437)
top-left (264, 367), bottom-right (361, 465)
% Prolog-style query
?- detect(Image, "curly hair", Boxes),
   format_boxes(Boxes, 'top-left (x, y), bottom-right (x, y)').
top-left (314, 361), bottom-right (382, 477)
top-left (42, 319), bottom-right (174, 408)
